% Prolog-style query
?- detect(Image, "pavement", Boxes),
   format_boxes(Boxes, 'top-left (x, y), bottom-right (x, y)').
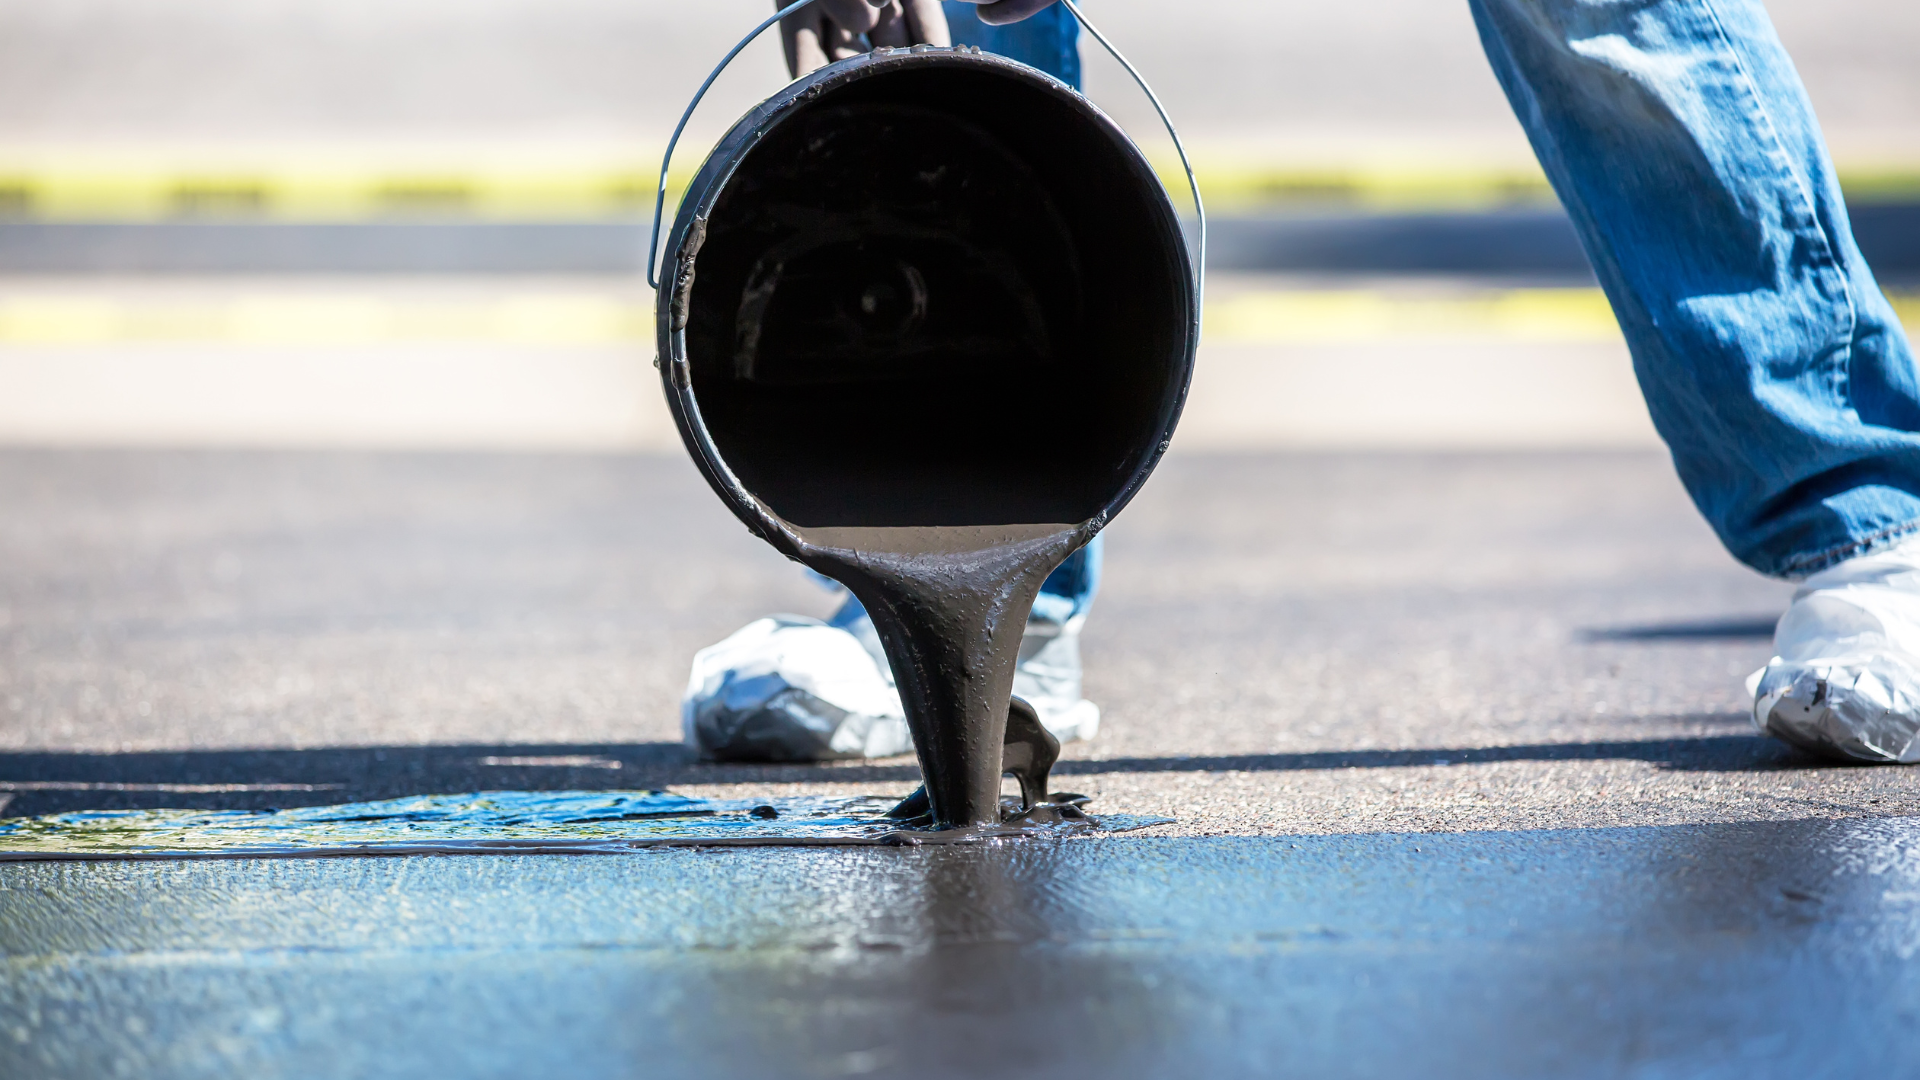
top-left (11, 820), bottom-right (1920, 1079)
top-left (2, 445), bottom-right (1898, 835)
top-left (12, 447), bottom-right (1920, 1078)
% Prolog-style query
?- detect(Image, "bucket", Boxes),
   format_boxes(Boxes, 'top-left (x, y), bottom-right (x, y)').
top-left (656, 24), bottom-right (1198, 827)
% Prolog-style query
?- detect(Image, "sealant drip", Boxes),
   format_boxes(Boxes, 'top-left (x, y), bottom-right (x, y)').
top-left (884, 695), bottom-right (1082, 826)
top-left (788, 522), bottom-right (1094, 830)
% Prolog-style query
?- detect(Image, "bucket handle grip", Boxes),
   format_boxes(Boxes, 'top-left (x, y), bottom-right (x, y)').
top-left (646, 0), bottom-right (1206, 310)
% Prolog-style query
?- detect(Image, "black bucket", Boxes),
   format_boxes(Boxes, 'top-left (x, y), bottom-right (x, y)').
top-left (657, 44), bottom-right (1197, 826)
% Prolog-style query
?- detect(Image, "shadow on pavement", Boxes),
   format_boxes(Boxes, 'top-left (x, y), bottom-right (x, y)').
top-left (1581, 615), bottom-right (1779, 641)
top-left (1055, 732), bottom-right (1813, 777)
top-left (0, 730), bottom-right (1823, 816)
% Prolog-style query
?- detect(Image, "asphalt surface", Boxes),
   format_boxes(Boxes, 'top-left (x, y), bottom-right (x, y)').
top-left (10, 820), bottom-right (1920, 1079)
top-left (11, 448), bottom-right (1920, 1077)
top-left (5, 446), bottom-right (1911, 834)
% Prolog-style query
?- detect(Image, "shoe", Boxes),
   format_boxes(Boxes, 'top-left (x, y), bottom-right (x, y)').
top-left (682, 595), bottom-right (1101, 762)
top-left (1007, 603), bottom-right (1102, 745)
top-left (681, 614), bottom-right (912, 761)
top-left (1748, 536), bottom-right (1920, 763)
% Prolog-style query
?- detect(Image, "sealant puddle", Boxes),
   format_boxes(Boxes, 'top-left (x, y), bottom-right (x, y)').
top-left (0, 789), bottom-right (1169, 861)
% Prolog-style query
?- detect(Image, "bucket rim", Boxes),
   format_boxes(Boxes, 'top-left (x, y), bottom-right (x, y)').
top-left (655, 45), bottom-right (1199, 558)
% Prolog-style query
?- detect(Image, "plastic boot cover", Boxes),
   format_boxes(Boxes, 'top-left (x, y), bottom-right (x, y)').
top-left (1010, 612), bottom-right (1101, 744)
top-left (1752, 654), bottom-right (1920, 763)
top-left (682, 600), bottom-right (1101, 762)
top-left (1748, 541), bottom-right (1920, 763)
top-left (682, 615), bottom-right (912, 761)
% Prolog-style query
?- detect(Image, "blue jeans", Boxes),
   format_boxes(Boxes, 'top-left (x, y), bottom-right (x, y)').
top-left (971, 0), bottom-right (1920, 581)
top-left (942, 0), bottom-right (1101, 620)
top-left (1473, 0), bottom-right (1919, 578)
top-left (942, 1), bottom-right (1082, 88)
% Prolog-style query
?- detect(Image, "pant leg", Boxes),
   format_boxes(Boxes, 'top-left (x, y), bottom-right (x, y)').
top-left (1469, 0), bottom-right (1920, 578)
top-left (941, 1), bottom-right (1082, 88)
top-left (892, 4), bottom-right (1103, 618)
top-left (1033, 534), bottom-right (1102, 623)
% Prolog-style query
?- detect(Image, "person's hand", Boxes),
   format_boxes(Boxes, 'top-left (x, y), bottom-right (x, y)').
top-left (777, 0), bottom-right (951, 78)
top-left (956, 0), bottom-right (1059, 27)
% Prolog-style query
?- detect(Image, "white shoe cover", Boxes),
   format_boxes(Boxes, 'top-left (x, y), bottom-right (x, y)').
top-left (682, 605), bottom-right (1102, 762)
top-left (681, 616), bottom-right (912, 761)
top-left (1749, 537), bottom-right (1920, 763)
top-left (1011, 613), bottom-right (1102, 744)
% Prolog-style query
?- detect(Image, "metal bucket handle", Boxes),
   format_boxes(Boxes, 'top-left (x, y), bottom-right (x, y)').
top-left (643, 0), bottom-right (1206, 312)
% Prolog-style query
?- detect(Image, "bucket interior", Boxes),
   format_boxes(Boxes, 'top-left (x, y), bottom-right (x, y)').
top-left (680, 60), bottom-right (1191, 529)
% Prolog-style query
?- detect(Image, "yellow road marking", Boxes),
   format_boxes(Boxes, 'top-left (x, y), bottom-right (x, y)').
top-left (0, 166), bottom-right (679, 222)
top-left (0, 289), bottom-right (1912, 346)
top-left (0, 295), bottom-right (650, 345)
top-left (1, 161), bottom-right (1916, 220)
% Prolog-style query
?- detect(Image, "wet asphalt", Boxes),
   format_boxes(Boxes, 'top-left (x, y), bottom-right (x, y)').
top-left (9, 822), bottom-right (1920, 1079)
top-left (5, 448), bottom-right (1920, 1077)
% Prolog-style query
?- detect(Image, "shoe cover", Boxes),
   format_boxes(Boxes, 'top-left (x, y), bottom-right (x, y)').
top-left (682, 602), bottom-right (1102, 763)
top-left (831, 598), bottom-right (1101, 746)
top-left (1011, 613), bottom-right (1102, 743)
top-left (1749, 541), bottom-right (1920, 763)
top-left (681, 615), bottom-right (912, 761)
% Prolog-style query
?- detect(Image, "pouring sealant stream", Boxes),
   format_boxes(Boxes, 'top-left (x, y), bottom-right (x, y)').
top-left (783, 523), bottom-right (1090, 829)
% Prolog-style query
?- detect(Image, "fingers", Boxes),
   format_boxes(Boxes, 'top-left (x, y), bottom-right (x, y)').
top-left (971, 0), bottom-right (1058, 27)
top-left (818, 0), bottom-right (882, 33)
top-left (866, 0), bottom-right (956, 50)
top-left (778, 2), bottom-right (868, 77)
top-left (777, 0), bottom-right (957, 80)
top-left (824, 16), bottom-right (865, 63)
top-left (900, 0), bottom-right (952, 47)
top-left (777, 4), bottom-right (832, 77)
top-left (867, 2), bottom-right (912, 49)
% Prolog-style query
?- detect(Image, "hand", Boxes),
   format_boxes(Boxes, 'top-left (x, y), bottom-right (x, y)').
top-left (955, 0), bottom-right (1059, 27)
top-left (777, 0), bottom-right (952, 78)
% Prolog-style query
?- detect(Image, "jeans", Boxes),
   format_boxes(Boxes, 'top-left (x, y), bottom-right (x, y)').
top-left (942, 1), bottom-right (1082, 88)
top-left (939, 0), bottom-right (1101, 621)
top-left (966, 0), bottom-right (1920, 580)
top-left (1472, 0), bottom-right (1919, 578)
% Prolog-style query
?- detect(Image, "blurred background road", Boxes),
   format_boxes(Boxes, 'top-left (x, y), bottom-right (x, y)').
top-left (4, 0), bottom-right (1917, 157)
top-left (0, 0), bottom-right (1914, 450)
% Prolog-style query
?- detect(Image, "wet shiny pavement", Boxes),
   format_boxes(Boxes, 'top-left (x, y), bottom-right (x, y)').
top-left (7, 448), bottom-right (1918, 1076)
top-left (7, 818), bottom-right (1920, 1079)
